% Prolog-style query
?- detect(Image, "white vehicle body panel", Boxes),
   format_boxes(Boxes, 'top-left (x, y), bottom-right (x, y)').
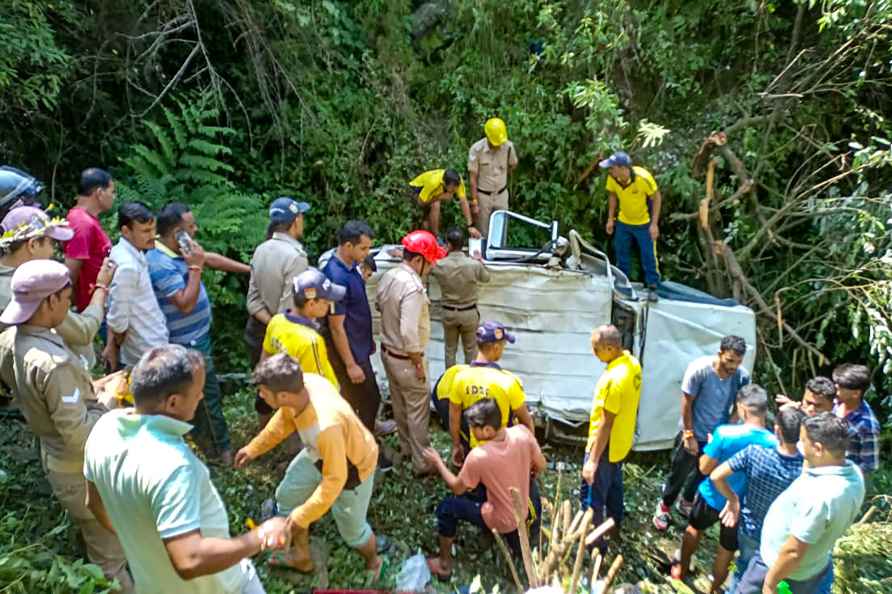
top-left (323, 211), bottom-right (757, 452)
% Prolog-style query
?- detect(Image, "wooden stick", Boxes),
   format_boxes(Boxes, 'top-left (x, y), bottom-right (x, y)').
top-left (509, 487), bottom-right (538, 588)
top-left (492, 529), bottom-right (524, 592)
top-left (565, 510), bottom-right (584, 543)
top-left (585, 518), bottom-right (616, 547)
top-left (568, 509), bottom-right (593, 594)
top-left (561, 500), bottom-right (572, 543)
top-left (599, 555), bottom-right (624, 594)
top-left (590, 549), bottom-right (603, 584)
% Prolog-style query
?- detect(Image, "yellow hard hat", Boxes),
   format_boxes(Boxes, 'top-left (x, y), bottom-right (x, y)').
top-left (484, 118), bottom-right (508, 146)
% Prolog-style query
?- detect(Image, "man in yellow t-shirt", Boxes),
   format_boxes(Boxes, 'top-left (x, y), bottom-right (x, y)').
top-left (408, 169), bottom-right (474, 238)
top-left (434, 321), bottom-right (535, 467)
top-left (600, 151), bottom-right (662, 302)
top-left (581, 324), bottom-right (642, 553)
top-left (262, 268), bottom-right (344, 390)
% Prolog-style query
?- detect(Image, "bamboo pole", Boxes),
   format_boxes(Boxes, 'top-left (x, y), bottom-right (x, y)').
top-left (568, 509), bottom-right (593, 594)
top-left (509, 487), bottom-right (538, 588)
top-left (599, 555), bottom-right (624, 594)
top-left (590, 549), bottom-right (603, 586)
top-left (584, 518), bottom-right (616, 547)
top-left (492, 529), bottom-right (524, 592)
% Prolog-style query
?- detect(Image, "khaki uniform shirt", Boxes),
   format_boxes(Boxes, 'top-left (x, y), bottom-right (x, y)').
top-left (0, 325), bottom-right (104, 472)
top-left (246, 232), bottom-right (309, 318)
top-left (467, 138), bottom-right (518, 193)
top-left (0, 265), bottom-right (101, 369)
top-left (376, 262), bottom-right (430, 355)
top-left (430, 251), bottom-right (491, 307)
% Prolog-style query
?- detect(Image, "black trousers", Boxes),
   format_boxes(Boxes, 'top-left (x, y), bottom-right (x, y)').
top-left (244, 317), bottom-right (273, 415)
top-left (327, 339), bottom-right (381, 432)
top-left (660, 432), bottom-right (707, 507)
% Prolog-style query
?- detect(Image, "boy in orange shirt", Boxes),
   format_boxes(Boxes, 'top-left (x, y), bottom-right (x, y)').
top-left (235, 354), bottom-right (382, 578)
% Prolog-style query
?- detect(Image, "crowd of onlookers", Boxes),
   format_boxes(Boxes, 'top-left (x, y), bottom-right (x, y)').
top-left (0, 164), bottom-right (883, 594)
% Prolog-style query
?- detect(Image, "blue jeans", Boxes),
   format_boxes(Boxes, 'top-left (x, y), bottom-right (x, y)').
top-left (731, 530), bottom-right (759, 592)
top-left (188, 334), bottom-right (231, 454)
top-left (579, 451), bottom-right (624, 552)
top-left (735, 551), bottom-right (831, 594)
top-left (614, 221), bottom-right (660, 286)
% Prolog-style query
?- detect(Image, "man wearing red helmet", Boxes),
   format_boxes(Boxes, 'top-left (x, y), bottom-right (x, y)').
top-left (376, 230), bottom-right (446, 476)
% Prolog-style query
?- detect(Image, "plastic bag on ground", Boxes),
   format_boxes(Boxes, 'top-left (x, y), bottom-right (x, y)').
top-left (396, 552), bottom-right (431, 592)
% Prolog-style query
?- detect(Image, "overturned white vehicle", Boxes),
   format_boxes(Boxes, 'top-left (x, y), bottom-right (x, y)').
top-left (358, 211), bottom-right (756, 451)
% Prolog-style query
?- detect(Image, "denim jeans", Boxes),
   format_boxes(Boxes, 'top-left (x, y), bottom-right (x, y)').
top-left (614, 221), bottom-right (660, 286)
top-left (579, 451), bottom-right (624, 553)
top-left (188, 334), bottom-right (231, 454)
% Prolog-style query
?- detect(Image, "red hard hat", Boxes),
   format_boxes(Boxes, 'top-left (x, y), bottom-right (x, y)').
top-left (401, 230), bottom-right (447, 264)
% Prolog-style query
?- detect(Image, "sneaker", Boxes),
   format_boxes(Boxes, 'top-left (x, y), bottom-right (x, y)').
top-left (652, 501), bottom-right (671, 531)
top-left (375, 419), bottom-right (397, 436)
top-left (677, 498), bottom-right (694, 518)
top-left (378, 452), bottom-right (394, 473)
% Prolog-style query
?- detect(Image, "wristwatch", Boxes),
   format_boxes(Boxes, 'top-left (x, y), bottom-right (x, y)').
top-left (683, 430), bottom-right (695, 440)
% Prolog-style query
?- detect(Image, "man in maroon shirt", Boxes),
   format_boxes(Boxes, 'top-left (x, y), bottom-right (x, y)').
top-left (65, 168), bottom-right (115, 312)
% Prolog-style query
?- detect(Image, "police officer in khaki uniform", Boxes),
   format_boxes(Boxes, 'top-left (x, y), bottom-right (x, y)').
top-left (430, 227), bottom-right (490, 369)
top-left (468, 117), bottom-right (518, 236)
top-left (376, 230), bottom-right (446, 475)
top-left (0, 260), bottom-right (132, 591)
top-left (245, 197), bottom-right (310, 423)
top-left (0, 206), bottom-right (113, 369)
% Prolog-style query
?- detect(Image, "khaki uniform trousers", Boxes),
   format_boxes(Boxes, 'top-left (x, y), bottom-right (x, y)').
top-left (45, 467), bottom-right (134, 593)
top-left (442, 307), bottom-right (479, 369)
top-left (475, 189), bottom-right (509, 237)
top-left (382, 351), bottom-right (431, 474)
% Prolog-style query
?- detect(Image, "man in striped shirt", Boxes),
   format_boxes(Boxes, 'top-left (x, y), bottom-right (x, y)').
top-left (147, 203), bottom-right (231, 465)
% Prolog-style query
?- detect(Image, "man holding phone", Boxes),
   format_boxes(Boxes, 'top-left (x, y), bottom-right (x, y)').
top-left (146, 202), bottom-right (232, 465)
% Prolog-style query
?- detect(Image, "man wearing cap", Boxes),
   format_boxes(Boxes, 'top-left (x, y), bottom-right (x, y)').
top-left (408, 169), bottom-right (477, 238)
top-left (581, 324), bottom-right (642, 553)
top-left (430, 227), bottom-right (490, 369)
top-left (434, 320), bottom-right (534, 467)
top-left (376, 230), bottom-right (446, 475)
top-left (235, 354), bottom-right (383, 578)
top-left (0, 206), bottom-right (113, 369)
top-left (104, 202), bottom-right (168, 371)
top-left (600, 151), bottom-right (662, 302)
top-left (468, 118), bottom-right (518, 237)
top-left (147, 202), bottom-right (232, 465)
top-left (246, 197), bottom-right (311, 426)
top-left (261, 268), bottom-right (342, 388)
top-left (0, 260), bottom-right (132, 590)
top-left (65, 168), bottom-right (115, 312)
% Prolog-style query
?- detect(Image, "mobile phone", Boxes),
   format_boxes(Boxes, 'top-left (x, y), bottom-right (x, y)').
top-left (176, 230), bottom-right (192, 256)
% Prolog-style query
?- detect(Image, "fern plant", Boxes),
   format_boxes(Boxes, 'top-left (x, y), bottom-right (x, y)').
top-left (116, 93), bottom-right (270, 370)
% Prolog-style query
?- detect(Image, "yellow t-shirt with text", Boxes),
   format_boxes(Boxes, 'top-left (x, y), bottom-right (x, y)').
top-left (605, 166), bottom-right (658, 226)
top-left (437, 363), bottom-right (526, 447)
top-left (262, 313), bottom-right (339, 390)
top-left (586, 350), bottom-right (642, 462)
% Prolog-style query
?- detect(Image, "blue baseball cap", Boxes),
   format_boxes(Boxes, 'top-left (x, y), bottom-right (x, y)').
top-left (598, 151), bottom-right (632, 169)
top-left (269, 197), bottom-right (310, 224)
top-left (476, 321), bottom-right (516, 345)
top-left (293, 268), bottom-right (346, 302)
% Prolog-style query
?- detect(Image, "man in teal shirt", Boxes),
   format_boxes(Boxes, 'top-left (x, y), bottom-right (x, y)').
top-left (84, 345), bottom-right (289, 593)
top-left (735, 412), bottom-right (865, 594)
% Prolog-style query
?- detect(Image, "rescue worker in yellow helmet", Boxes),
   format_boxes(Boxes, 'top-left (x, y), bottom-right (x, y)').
top-left (468, 118), bottom-right (518, 237)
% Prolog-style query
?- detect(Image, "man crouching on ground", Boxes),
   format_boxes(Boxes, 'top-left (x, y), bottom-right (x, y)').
top-left (235, 353), bottom-right (382, 579)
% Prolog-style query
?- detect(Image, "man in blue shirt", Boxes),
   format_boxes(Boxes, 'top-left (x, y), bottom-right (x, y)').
top-left (831, 363), bottom-right (881, 478)
top-left (736, 413), bottom-right (865, 594)
top-left (654, 335), bottom-right (750, 531)
top-left (710, 407), bottom-right (805, 590)
top-left (146, 203), bottom-right (231, 464)
top-left (671, 383), bottom-right (775, 591)
top-left (322, 220), bottom-right (391, 470)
